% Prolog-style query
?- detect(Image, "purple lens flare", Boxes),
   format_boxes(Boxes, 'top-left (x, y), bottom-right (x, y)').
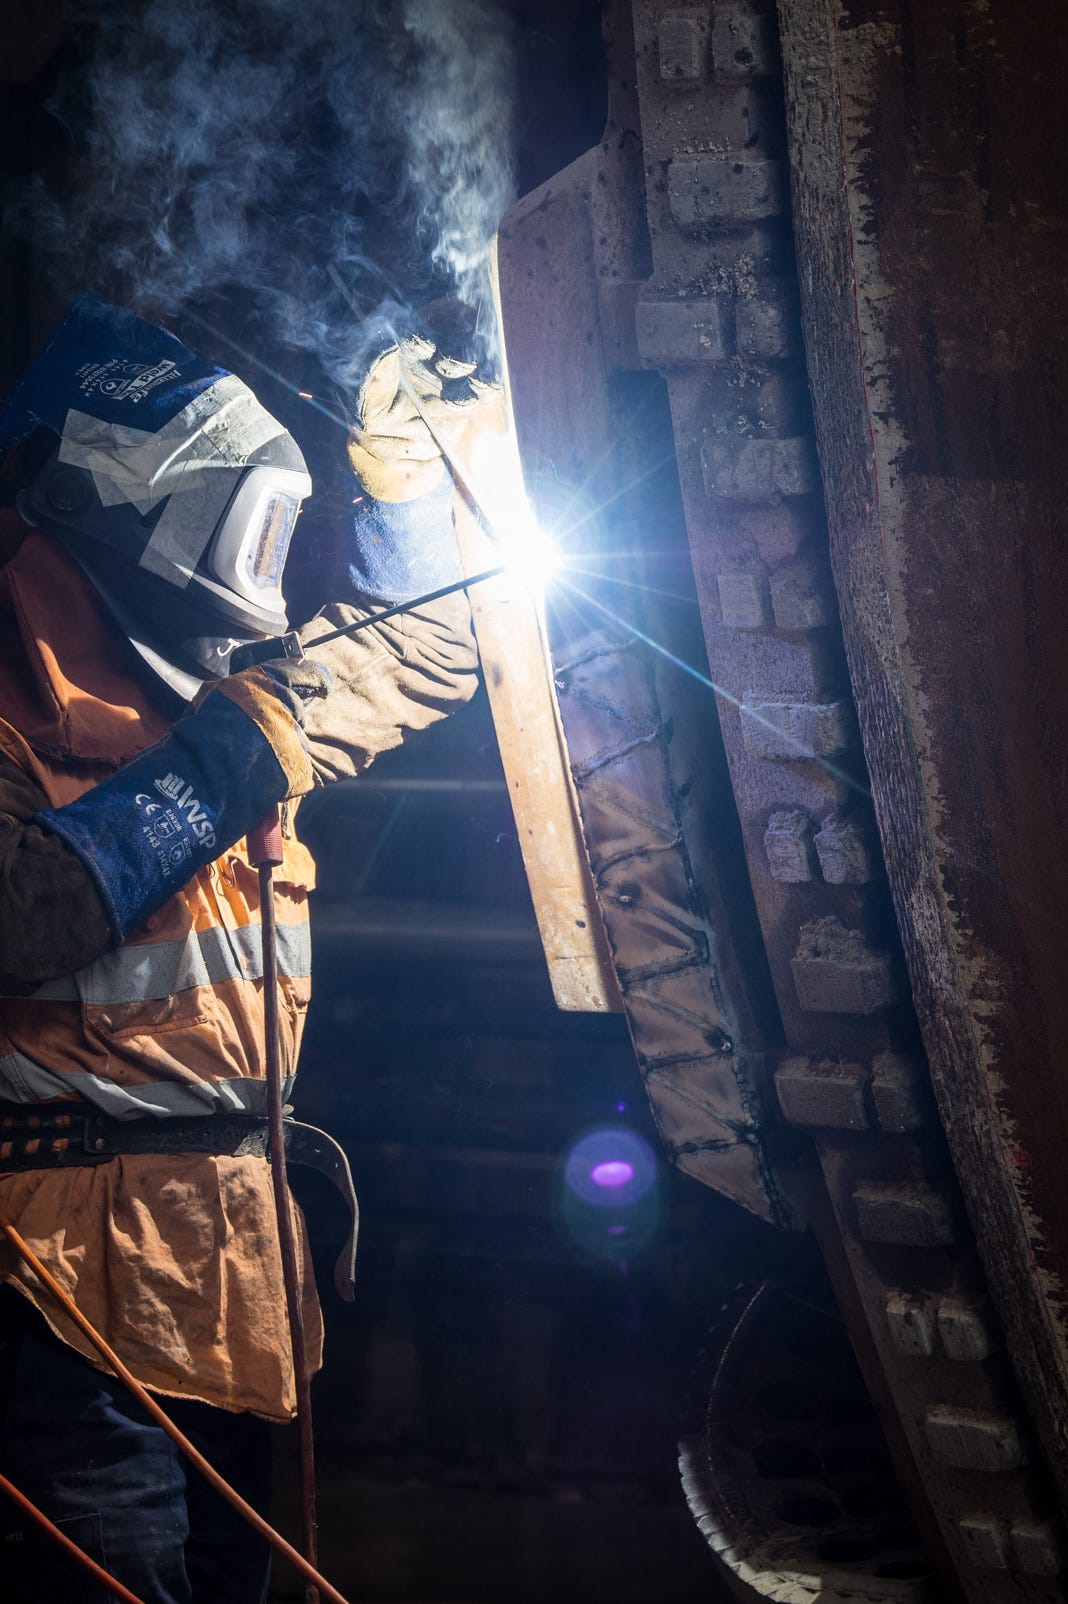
top-left (591, 1160), bottom-right (634, 1189)
top-left (564, 1129), bottom-right (656, 1208)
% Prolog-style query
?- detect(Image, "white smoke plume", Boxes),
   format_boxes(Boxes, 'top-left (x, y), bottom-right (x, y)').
top-left (13, 0), bottom-right (516, 396)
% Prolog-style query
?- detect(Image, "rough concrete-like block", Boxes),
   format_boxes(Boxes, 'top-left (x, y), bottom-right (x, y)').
top-left (720, 370), bottom-right (800, 435)
top-left (741, 699), bottom-right (851, 761)
top-left (853, 1182), bottom-right (961, 1247)
top-left (871, 1053), bottom-right (928, 1133)
top-left (738, 501), bottom-right (815, 564)
top-left (925, 1406), bottom-right (1027, 1472)
top-left (717, 568), bottom-right (772, 629)
top-left (711, 9), bottom-right (779, 78)
top-left (814, 811), bottom-right (873, 883)
top-left (659, 16), bottom-right (704, 80)
top-left (885, 1293), bottom-right (935, 1358)
top-left (958, 1515), bottom-right (1010, 1570)
top-left (770, 556), bottom-right (835, 629)
top-left (775, 1056), bottom-right (868, 1129)
top-left (636, 297), bottom-right (727, 365)
top-left (670, 156), bottom-right (784, 227)
top-left (764, 809), bottom-right (815, 881)
top-left (1011, 1519), bottom-right (1065, 1575)
top-left (702, 435), bottom-right (818, 501)
top-left (938, 1299), bottom-right (1000, 1362)
top-left (736, 294), bottom-right (794, 359)
top-left (791, 918), bottom-right (898, 1014)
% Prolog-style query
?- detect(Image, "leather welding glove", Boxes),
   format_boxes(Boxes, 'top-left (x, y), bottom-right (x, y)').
top-left (348, 333), bottom-right (496, 502)
top-left (294, 325), bottom-right (505, 783)
top-left (345, 333), bottom-right (505, 603)
top-left (35, 657), bottom-right (330, 944)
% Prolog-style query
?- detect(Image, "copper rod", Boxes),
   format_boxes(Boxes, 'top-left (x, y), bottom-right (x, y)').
top-left (0, 1469), bottom-right (148, 1604)
top-left (0, 1208), bottom-right (349, 1604)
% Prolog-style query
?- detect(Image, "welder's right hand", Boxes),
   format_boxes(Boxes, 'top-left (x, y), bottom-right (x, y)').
top-left (33, 660), bottom-right (331, 946)
top-left (255, 657), bottom-right (334, 722)
top-left (208, 657), bottom-right (333, 791)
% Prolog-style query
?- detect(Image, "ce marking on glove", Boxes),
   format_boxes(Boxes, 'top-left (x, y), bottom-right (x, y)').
top-left (135, 793), bottom-right (162, 818)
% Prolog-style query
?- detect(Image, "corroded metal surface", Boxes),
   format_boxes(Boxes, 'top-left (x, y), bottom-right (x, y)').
top-left (624, 0), bottom-right (1067, 1591)
top-left (778, 0), bottom-right (1068, 1517)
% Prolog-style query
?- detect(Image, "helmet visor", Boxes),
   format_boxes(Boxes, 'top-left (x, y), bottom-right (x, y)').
top-left (247, 489), bottom-right (302, 590)
top-left (208, 464), bottom-right (312, 622)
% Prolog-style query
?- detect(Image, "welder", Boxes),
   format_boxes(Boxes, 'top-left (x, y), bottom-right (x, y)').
top-left (0, 292), bottom-right (499, 1603)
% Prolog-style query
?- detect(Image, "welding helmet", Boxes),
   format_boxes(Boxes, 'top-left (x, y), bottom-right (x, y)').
top-left (0, 293), bottom-right (311, 698)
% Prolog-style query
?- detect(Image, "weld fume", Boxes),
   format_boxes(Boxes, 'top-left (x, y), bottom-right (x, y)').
top-left (14, 0), bottom-right (515, 400)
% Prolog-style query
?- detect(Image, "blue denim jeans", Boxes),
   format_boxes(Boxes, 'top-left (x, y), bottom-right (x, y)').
top-left (0, 1289), bottom-right (272, 1603)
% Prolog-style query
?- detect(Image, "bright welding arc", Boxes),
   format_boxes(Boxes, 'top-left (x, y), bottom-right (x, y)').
top-left (400, 376), bottom-right (562, 596)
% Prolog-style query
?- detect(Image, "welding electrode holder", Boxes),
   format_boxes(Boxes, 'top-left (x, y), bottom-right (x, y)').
top-left (229, 564), bottom-right (506, 677)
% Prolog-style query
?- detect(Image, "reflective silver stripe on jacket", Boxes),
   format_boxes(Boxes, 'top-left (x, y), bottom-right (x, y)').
top-left (0, 1052), bottom-right (294, 1122)
top-left (24, 922), bottom-right (311, 1006)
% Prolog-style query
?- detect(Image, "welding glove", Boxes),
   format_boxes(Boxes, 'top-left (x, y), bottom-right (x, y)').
top-left (35, 658), bottom-right (330, 944)
top-left (345, 333), bottom-right (505, 603)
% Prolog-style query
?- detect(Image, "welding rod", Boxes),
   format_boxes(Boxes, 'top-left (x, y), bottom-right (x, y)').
top-left (229, 564), bottom-right (506, 674)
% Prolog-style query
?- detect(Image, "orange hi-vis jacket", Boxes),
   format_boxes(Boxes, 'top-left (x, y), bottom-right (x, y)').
top-left (0, 519), bottom-right (479, 1419)
top-left (0, 532), bottom-right (323, 1419)
top-left (0, 728), bottom-right (316, 1122)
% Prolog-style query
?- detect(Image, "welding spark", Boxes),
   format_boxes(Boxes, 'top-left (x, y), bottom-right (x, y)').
top-left (466, 430), bottom-right (564, 593)
top-left (538, 438), bottom-right (680, 545)
top-left (184, 312), bottom-right (351, 431)
top-left (563, 558), bottom-right (704, 610)
top-left (591, 1160), bottom-right (635, 1189)
top-left (496, 435), bottom-right (683, 603)
top-left (555, 576), bottom-right (872, 801)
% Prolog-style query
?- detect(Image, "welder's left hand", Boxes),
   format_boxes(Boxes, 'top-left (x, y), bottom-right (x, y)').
top-left (344, 331), bottom-right (505, 605)
top-left (36, 657), bottom-right (334, 946)
top-left (348, 334), bottom-right (502, 504)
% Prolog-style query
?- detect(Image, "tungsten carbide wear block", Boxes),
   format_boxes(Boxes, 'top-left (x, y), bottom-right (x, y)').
top-left (774, 1055), bottom-right (868, 1129)
top-left (669, 156), bottom-right (785, 228)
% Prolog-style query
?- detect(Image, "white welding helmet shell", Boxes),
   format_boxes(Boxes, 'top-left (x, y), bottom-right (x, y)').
top-left (33, 369), bottom-right (313, 638)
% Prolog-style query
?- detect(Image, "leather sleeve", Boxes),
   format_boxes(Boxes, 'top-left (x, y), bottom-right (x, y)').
top-left (296, 588), bottom-right (480, 785)
top-left (0, 757), bottom-right (113, 994)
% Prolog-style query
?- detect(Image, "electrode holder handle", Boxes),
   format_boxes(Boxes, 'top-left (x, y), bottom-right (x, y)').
top-left (248, 807), bottom-right (284, 868)
top-left (230, 631), bottom-right (305, 675)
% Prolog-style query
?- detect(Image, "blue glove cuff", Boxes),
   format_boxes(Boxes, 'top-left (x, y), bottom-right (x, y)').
top-left (37, 692), bottom-right (290, 943)
top-left (346, 477), bottom-right (459, 604)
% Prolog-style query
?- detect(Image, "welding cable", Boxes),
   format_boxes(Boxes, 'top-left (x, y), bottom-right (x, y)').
top-left (0, 1206), bottom-right (351, 1604)
top-left (0, 1470), bottom-right (148, 1604)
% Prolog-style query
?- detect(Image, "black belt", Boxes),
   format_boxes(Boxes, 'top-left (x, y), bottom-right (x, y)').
top-left (0, 1104), bottom-right (358, 1302)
